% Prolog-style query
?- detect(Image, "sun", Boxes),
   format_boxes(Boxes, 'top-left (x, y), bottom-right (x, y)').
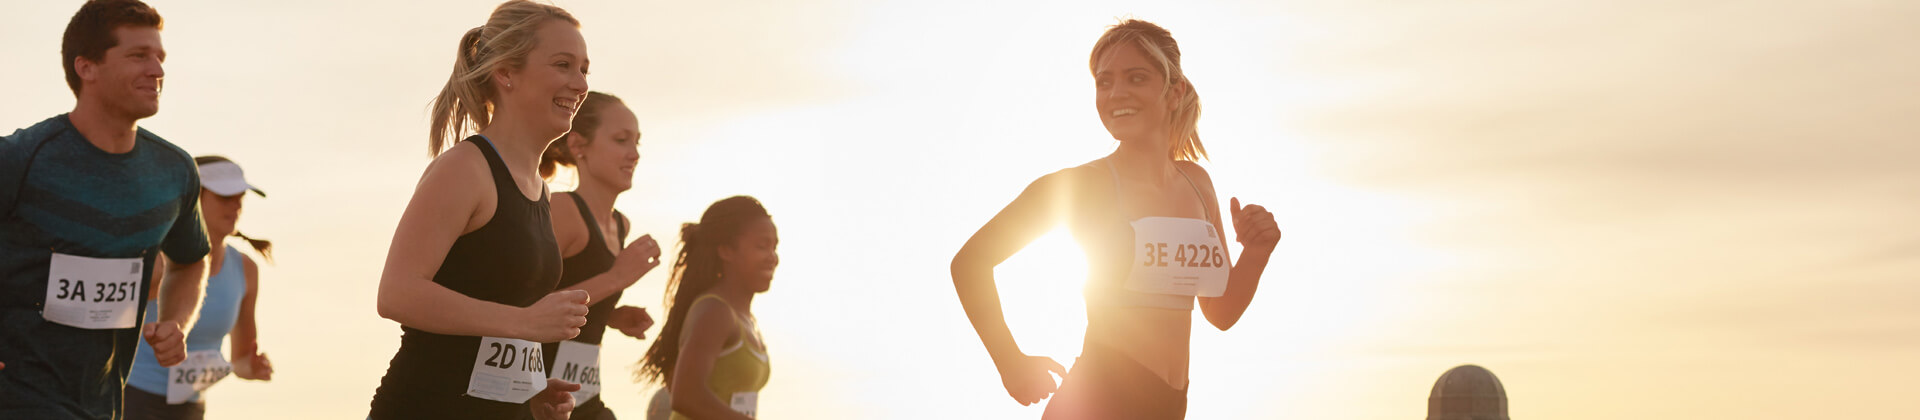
top-left (990, 228), bottom-right (1093, 366)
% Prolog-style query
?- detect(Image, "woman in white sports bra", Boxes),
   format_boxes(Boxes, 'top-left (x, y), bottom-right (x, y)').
top-left (951, 19), bottom-right (1283, 420)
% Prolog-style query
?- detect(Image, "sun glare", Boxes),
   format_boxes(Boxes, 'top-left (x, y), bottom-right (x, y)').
top-left (992, 228), bottom-right (1093, 367)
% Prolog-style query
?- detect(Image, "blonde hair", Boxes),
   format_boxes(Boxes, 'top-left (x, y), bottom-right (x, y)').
top-left (1090, 19), bottom-right (1206, 161)
top-left (427, 0), bottom-right (580, 156)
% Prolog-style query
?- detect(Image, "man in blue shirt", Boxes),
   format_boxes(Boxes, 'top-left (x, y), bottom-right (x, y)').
top-left (0, 1), bottom-right (213, 419)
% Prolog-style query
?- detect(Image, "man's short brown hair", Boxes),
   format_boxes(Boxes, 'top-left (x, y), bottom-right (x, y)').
top-left (61, 0), bottom-right (164, 96)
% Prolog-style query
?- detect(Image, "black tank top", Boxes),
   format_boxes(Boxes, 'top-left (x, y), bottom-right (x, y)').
top-left (370, 136), bottom-right (563, 419)
top-left (539, 191), bottom-right (627, 414)
top-left (554, 191), bottom-right (626, 346)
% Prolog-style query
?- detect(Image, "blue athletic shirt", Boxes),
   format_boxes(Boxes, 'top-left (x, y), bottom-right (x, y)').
top-left (128, 244), bottom-right (247, 402)
top-left (0, 113), bottom-right (211, 419)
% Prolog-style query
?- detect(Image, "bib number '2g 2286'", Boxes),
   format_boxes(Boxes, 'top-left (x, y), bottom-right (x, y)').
top-left (166, 350), bottom-right (232, 404)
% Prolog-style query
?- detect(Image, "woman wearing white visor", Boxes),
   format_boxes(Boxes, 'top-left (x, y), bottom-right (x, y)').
top-left (123, 156), bottom-right (275, 420)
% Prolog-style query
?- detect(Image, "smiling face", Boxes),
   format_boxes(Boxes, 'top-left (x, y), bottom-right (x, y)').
top-left (1093, 42), bottom-right (1175, 146)
top-left (718, 217), bottom-right (780, 293)
top-left (78, 26), bottom-right (166, 120)
top-left (569, 100), bottom-right (641, 192)
top-left (496, 19), bottom-right (589, 141)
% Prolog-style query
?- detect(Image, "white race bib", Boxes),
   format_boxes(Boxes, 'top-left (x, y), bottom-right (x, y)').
top-left (1127, 217), bottom-right (1229, 297)
top-left (43, 253), bottom-right (143, 329)
top-left (549, 340), bottom-right (601, 403)
top-left (466, 337), bottom-right (547, 403)
top-left (166, 350), bottom-right (231, 404)
top-left (730, 391), bottom-right (758, 418)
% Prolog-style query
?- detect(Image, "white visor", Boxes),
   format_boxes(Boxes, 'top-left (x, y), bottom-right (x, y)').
top-left (198, 160), bottom-right (265, 197)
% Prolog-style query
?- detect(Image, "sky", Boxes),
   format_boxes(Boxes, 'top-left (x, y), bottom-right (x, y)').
top-left (3, 0), bottom-right (1918, 419)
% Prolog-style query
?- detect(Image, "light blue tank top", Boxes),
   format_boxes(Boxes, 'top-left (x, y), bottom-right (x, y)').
top-left (127, 245), bottom-right (248, 401)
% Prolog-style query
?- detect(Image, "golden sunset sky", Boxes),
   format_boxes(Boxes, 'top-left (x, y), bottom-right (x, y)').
top-left (3, 0), bottom-right (1916, 418)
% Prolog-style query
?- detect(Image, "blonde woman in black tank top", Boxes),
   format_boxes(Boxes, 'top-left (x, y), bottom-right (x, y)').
top-left (537, 91), bottom-right (666, 420)
top-left (951, 20), bottom-right (1284, 419)
top-left (369, 2), bottom-right (635, 419)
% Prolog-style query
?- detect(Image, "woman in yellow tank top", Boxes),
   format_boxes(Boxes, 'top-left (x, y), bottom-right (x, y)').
top-left (639, 196), bottom-right (777, 420)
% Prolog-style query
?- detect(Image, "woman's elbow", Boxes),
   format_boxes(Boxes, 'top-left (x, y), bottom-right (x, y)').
top-left (375, 287), bottom-right (409, 323)
top-left (1209, 317), bottom-right (1239, 331)
top-left (1202, 305), bottom-right (1242, 331)
top-left (949, 257), bottom-right (967, 284)
top-left (950, 253), bottom-right (986, 285)
top-left (375, 299), bottom-right (399, 322)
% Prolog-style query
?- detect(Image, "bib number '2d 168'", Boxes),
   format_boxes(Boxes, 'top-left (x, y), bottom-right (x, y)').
top-left (167, 350), bottom-right (232, 404)
top-left (43, 253), bottom-right (143, 329)
top-left (466, 336), bottom-right (547, 403)
top-left (1126, 217), bottom-right (1230, 297)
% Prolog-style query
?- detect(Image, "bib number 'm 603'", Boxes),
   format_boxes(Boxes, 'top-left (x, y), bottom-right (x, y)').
top-left (551, 340), bottom-right (603, 403)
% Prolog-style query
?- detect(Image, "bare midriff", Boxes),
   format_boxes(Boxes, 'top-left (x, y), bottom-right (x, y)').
top-left (1085, 302), bottom-right (1191, 390)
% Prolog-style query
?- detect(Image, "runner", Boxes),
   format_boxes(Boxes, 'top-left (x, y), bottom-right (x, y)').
top-left (1, 1), bottom-right (211, 418)
top-left (366, 2), bottom-right (649, 419)
top-left (950, 19), bottom-right (1284, 419)
top-left (123, 156), bottom-right (276, 420)
top-left (538, 90), bottom-right (664, 420)
top-left (639, 196), bottom-right (777, 420)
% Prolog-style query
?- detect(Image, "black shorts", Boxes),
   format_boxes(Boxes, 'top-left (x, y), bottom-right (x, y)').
top-left (570, 396), bottom-right (615, 420)
top-left (1042, 345), bottom-right (1189, 420)
top-left (0, 307), bottom-right (145, 420)
top-left (122, 387), bottom-right (206, 420)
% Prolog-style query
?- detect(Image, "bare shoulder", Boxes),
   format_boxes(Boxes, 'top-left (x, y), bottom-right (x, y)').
top-left (1173, 160), bottom-right (1216, 186)
top-left (548, 191), bottom-right (580, 224)
top-left (420, 141), bottom-right (492, 189)
top-left (681, 297), bottom-right (740, 342)
top-left (412, 141), bottom-right (493, 231)
top-left (240, 253), bottom-right (260, 288)
top-left (687, 296), bottom-right (737, 322)
top-left (548, 190), bottom-right (580, 224)
top-left (1035, 160), bottom-right (1108, 194)
top-left (1174, 160), bottom-right (1220, 197)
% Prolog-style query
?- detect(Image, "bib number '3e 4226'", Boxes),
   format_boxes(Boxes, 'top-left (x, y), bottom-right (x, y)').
top-left (1127, 217), bottom-right (1229, 297)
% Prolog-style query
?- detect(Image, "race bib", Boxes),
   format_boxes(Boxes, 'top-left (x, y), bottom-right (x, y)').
top-left (1126, 217), bottom-right (1229, 297)
top-left (549, 340), bottom-right (601, 403)
top-left (730, 391), bottom-right (758, 418)
top-left (466, 337), bottom-right (547, 403)
top-left (166, 350), bottom-right (232, 404)
top-left (43, 253), bottom-right (142, 329)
